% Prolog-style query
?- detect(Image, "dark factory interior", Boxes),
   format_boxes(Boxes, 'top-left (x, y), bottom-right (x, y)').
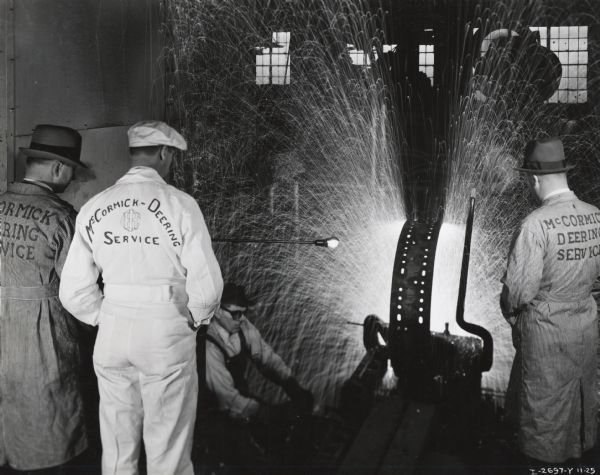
top-left (0, 0), bottom-right (600, 474)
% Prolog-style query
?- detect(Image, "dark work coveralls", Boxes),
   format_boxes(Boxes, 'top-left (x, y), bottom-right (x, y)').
top-left (0, 183), bottom-right (87, 470)
top-left (202, 332), bottom-right (265, 468)
top-left (203, 325), bottom-right (296, 470)
top-left (206, 332), bottom-right (252, 400)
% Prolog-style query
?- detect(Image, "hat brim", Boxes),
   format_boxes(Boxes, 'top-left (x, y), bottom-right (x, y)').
top-left (221, 296), bottom-right (256, 308)
top-left (514, 163), bottom-right (575, 174)
top-left (20, 147), bottom-right (88, 169)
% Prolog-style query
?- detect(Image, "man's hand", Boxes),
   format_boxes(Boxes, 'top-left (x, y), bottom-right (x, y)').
top-left (282, 377), bottom-right (314, 413)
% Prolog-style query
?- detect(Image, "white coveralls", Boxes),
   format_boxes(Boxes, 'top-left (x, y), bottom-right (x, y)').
top-left (60, 166), bottom-right (223, 474)
top-left (501, 191), bottom-right (600, 463)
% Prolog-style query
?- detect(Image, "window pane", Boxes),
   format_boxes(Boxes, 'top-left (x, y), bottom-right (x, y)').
top-left (567, 91), bottom-right (577, 103)
top-left (419, 45), bottom-right (426, 53)
top-left (558, 52), bottom-right (569, 64)
top-left (569, 38), bottom-right (579, 50)
top-left (558, 90), bottom-right (568, 102)
top-left (272, 66), bottom-right (286, 77)
top-left (568, 77), bottom-right (577, 89)
top-left (559, 26), bottom-right (569, 37)
top-left (578, 65), bottom-right (587, 77)
top-left (559, 39), bottom-right (568, 51)
top-left (550, 39), bottom-right (559, 50)
top-left (568, 52), bottom-right (579, 64)
top-left (577, 90), bottom-right (587, 102)
top-left (579, 51), bottom-right (588, 64)
top-left (568, 26), bottom-right (579, 37)
top-left (580, 26), bottom-right (588, 36)
top-left (578, 77), bottom-right (587, 89)
top-left (538, 27), bottom-right (547, 39)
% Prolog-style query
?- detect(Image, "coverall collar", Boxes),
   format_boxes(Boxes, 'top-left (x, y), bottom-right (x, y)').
top-left (8, 181), bottom-right (57, 198)
top-left (118, 166), bottom-right (167, 185)
top-left (542, 189), bottom-right (575, 206)
top-left (216, 313), bottom-right (248, 336)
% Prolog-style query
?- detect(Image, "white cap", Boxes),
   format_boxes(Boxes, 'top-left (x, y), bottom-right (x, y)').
top-left (127, 121), bottom-right (188, 151)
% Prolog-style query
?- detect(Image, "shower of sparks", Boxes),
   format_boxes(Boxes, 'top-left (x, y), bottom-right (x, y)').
top-left (165, 0), bottom-right (600, 406)
top-left (165, 0), bottom-right (404, 406)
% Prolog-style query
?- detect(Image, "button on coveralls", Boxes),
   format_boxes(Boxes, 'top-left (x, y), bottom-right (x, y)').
top-left (501, 191), bottom-right (600, 463)
top-left (0, 183), bottom-right (87, 470)
top-left (60, 167), bottom-right (223, 474)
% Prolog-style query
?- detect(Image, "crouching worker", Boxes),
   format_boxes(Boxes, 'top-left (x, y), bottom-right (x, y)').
top-left (202, 283), bottom-right (314, 470)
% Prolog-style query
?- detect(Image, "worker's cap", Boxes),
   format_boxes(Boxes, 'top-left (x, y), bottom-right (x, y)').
top-left (127, 121), bottom-right (187, 151)
top-left (515, 137), bottom-right (575, 175)
top-left (221, 283), bottom-right (255, 308)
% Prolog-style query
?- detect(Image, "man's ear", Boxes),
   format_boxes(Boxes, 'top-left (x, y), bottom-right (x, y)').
top-left (159, 145), bottom-right (167, 161)
top-left (533, 175), bottom-right (540, 186)
top-left (51, 160), bottom-right (63, 178)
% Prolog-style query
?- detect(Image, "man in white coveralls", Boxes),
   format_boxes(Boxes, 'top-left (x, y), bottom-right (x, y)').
top-left (60, 121), bottom-right (223, 474)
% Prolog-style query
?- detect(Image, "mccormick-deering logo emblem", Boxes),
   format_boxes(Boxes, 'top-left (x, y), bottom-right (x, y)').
top-left (121, 209), bottom-right (141, 232)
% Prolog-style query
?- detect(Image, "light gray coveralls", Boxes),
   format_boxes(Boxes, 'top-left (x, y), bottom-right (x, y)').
top-left (60, 166), bottom-right (223, 474)
top-left (501, 190), bottom-right (600, 462)
top-left (0, 182), bottom-right (87, 470)
top-left (206, 315), bottom-right (292, 419)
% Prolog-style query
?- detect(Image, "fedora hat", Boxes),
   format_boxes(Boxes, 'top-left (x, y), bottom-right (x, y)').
top-left (221, 283), bottom-right (255, 308)
top-left (20, 124), bottom-right (87, 169)
top-left (515, 137), bottom-right (574, 174)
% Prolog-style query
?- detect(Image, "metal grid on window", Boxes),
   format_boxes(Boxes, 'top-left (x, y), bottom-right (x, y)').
top-left (256, 32), bottom-right (290, 85)
top-left (348, 45), bottom-right (371, 67)
top-left (531, 26), bottom-right (588, 103)
top-left (418, 44), bottom-right (434, 84)
top-left (348, 44), bottom-right (397, 68)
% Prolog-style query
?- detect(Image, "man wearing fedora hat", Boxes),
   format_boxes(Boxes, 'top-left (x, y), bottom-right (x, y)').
top-left (0, 124), bottom-right (88, 472)
top-left (501, 136), bottom-right (599, 465)
top-left (60, 121), bottom-right (223, 474)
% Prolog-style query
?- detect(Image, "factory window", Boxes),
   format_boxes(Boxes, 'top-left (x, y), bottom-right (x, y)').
top-left (531, 26), bottom-right (588, 103)
top-left (418, 44), bottom-right (435, 85)
top-left (347, 44), bottom-right (397, 68)
top-left (256, 32), bottom-right (290, 85)
top-left (348, 44), bottom-right (371, 67)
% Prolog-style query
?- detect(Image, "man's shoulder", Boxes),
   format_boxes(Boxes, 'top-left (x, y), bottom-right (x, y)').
top-left (77, 186), bottom-right (117, 216)
top-left (574, 197), bottom-right (600, 214)
top-left (164, 185), bottom-right (198, 207)
top-left (4, 188), bottom-right (76, 223)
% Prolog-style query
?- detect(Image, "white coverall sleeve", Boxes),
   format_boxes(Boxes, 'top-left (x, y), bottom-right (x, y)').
top-left (500, 223), bottom-right (544, 325)
top-left (244, 320), bottom-right (293, 384)
top-left (180, 196), bottom-right (223, 326)
top-left (59, 216), bottom-right (103, 326)
top-left (205, 341), bottom-right (260, 419)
